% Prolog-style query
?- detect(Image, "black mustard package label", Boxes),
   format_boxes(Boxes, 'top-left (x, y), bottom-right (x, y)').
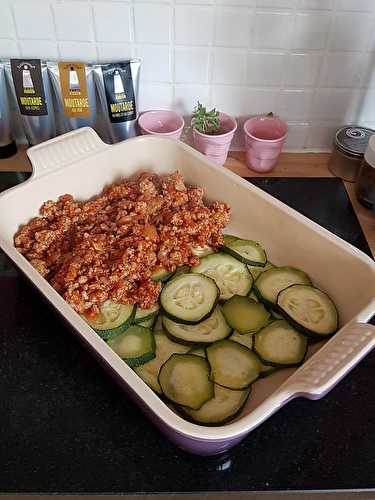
top-left (102, 62), bottom-right (136, 123)
top-left (10, 59), bottom-right (48, 116)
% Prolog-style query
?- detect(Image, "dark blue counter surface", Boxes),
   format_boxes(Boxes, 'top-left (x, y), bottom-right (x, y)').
top-left (1, 178), bottom-right (374, 494)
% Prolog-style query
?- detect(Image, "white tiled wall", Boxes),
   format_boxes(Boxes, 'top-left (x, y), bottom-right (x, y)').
top-left (1, 0), bottom-right (375, 150)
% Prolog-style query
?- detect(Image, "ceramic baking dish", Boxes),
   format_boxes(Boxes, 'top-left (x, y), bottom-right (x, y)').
top-left (1, 127), bottom-right (374, 456)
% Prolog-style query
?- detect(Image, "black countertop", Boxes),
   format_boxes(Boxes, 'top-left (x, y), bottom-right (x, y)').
top-left (1, 177), bottom-right (374, 494)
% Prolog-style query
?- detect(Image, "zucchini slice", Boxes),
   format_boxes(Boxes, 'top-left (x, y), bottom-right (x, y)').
top-left (107, 325), bottom-right (155, 368)
top-left (137, 316), bottom-right (157, 329)
top-left (222, 295), bottom-right (271, 334)
top-left (272, 311), bottom-right (283, 320)
top-left (180, 384), bottom-right (250, 426)
top-left (192, 245), bottom-right (214, 258)
top-left (84, 300), bottom-right (135, 340)
top-left (188, 347), bottom-right (206, 358)
top-left (133, 304), bottom-right (159, 324)
top-left (254, 266), bottom-right (312, 308)
top-left (151, 267), bottom-right (175, 282)
top-left (134, 331), bottom-right (189, 393)
top-left (158, 354), bottom-right (214, 410)
top-left (206, 339), bottom-right (261, 390)
top-left (229, 330), bottom-right (254, 350)
top-left (223, 234), bottom-right (238, 246)
top-left (162, 305), bottom-right (231, 345)
top-left (160, 273), bottom-right (219, 325)
top-left (191, 253), bottom-right (253, 301)
top-left (223, 238), bottom-right (267, 267)
top-left (254, 320), bottom-right (308, 367)
top-left (259, 362), bottom-right (279, 378)
top-left (248, 290), bottom-right (259, 302)
top-left (277, 284), bottom-right (339, 338)
top-left (173, 265), bottom-right (190, 278)
top-left (248, 261), bottom-right (275, 281)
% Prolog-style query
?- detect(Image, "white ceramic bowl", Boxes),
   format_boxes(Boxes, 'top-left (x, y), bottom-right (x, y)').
top-left (0, 127), bottom-right (374, 455)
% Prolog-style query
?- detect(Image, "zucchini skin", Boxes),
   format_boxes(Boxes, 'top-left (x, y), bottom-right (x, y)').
top-left (259, 366), bottom-right (279, 378)
top-left (253, 343), bottom-right (307, 369)
top-left (222, 245), bottom-right (266, 267)
top-left (94, 305), bottom-right (136, 340)
top-left (157, 354), bottom-right (214, 410)
top-left (253, 285), bottom-right (277, 312)
top-left (275, 305), bottom-right (338, 340)
top-left (176, 387), bottom-right (251, 426)
top-left (275, 285), bottom-right (339, 340)
top-left (160, 283), bottom-right (220, 326)
top-left (124, 351), bottom-right (156, 368)
top-left (133, 310), bottom-right (158, 325)
top-left (205, 341), bottom-right (260, 391)
top-left (152, 269), bottom-right (175, 282)
top-left (254, 267), bottom-right (312, 310)
top-left (162, 324), bottom-right (233, 347)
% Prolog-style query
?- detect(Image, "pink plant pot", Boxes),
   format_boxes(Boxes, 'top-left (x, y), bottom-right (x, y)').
top-left (243, 116), bottom-right (288, 173)
top-left (192, 112), bottom-right (237, 166)
top-left (138, 110), bottom-right (185, 140)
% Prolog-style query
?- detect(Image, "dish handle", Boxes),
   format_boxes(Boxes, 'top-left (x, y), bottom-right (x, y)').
top-left (277, 322), bottom-right (375, 401)
top-left (27, 127), bottom-right (109, 179)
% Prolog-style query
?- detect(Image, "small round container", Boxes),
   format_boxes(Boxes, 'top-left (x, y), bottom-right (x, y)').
top-left (328, 126), bottom-right (375, 182)
top-left (243, 116), bottom-right (288, 173)
top-left (355, 134), bottom-right (375, 211)
top-left (138, 110), bottom-right (184, 140)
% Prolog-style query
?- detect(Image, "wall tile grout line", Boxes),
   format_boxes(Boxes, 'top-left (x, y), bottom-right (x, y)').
top-left (8, 1), bottom-right (22, 58)
top-left (170, 0), bottom-right (176, 107)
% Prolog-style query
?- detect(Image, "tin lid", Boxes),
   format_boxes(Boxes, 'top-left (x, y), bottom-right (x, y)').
top-left (364, 134), bottom-right (375, 169)
top-left (334, 126), bottom-right (375, 158)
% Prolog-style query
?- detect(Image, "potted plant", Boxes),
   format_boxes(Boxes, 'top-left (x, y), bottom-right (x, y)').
top-left (191, 102), bottom-right (237, 166)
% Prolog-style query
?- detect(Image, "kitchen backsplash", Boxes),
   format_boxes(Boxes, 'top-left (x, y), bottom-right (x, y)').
top-left (1, 0), bottom-right (375, 150)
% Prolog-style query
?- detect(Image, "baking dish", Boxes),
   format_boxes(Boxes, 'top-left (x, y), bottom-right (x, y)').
top-left (0, 127), bottom-right (374, 456)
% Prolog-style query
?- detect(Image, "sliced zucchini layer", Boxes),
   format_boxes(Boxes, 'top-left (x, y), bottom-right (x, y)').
top-left (107, 325), bottom-right (155, 368)
top-left (229, 330), bottom-right (254, 350)
top-left (255, 266), bottom-right (312, 307)
top-left (223, 238), bottom-right (267, 267)
top-left (160, 273), bottom-right (219, 325)
top-left (158, 354), bottom-right (214, 410)
top-left (254, 320), bottom-right (307, 367)
top-left (192, 253), bottom-right (253, 301)
top-left (188, 347), bottom-right (206, 358)
top-left (134, 331), bottom-right (189, 393)
top-left (222, 295), bottom-right (271, 334)
top-left (134, 304), bottom-right (159, 324)
top-left (192, 245), bottom-right (214, 258)
top-left (206, 339), bottom-right (261, 390)
top-left (259, 362), bottom-right (279, 378)
top-left (162, 305), bottom-right (231, 345)
top-left (248, 290), bottom-right (259, 303)
top-left (173, 265), bottom-right (190, 278)
top-left (248, 261), bottom-right (275, 281)
top-left (137, 316), bottom-right (157, 328)
top-left (84, 300), bottom-right (135, 340)
top-left (180, 384), bottom-right (250, 426)
top-left (152, 267), bottom-right (175, 282)
top-left (223, 234), bottom-right (238, 246)
top-left (277, 284), bottom-right (339, 338)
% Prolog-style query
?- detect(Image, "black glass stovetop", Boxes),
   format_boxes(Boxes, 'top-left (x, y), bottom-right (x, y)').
top-left (0, 177), bottom-right (374, 494)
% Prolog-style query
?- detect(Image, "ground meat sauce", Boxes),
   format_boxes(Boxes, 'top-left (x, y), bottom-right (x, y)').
top-left (14, 171), bottom-right (230, 318)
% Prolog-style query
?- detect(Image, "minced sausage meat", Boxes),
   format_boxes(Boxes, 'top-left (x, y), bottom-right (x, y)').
top-left (14, 171), bottom-right (230, 318)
